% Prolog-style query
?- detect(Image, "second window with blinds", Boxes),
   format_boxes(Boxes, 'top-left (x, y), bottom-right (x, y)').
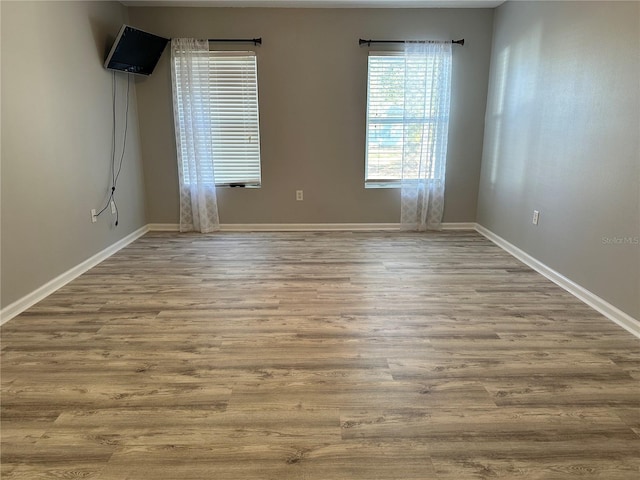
top-left (174, 51), bottom-right (262, 187)
top-left (364, 51), bottom-right (450, 188)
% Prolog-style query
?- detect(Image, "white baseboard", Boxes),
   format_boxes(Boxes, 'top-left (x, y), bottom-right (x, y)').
top-left (148, 222), bottom-right (477, 232)
top-left (222, 223), bottom-right (402, 231)
top-left (149, 223), bottom-right (400, 232)
top-left (0, 225), bottom-right (149, 326)
top-left (441, 222), bottom-right (477, 231)
top-left (475, 224), bottom-right (640, 339)
top-left (147, 223), bottom-right (180, 231)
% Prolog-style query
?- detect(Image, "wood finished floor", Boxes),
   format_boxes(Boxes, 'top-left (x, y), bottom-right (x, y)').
top-left (1, 231), bottom-right (639, 479)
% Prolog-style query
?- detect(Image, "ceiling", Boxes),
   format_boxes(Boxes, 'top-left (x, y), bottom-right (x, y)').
top-left (121, 0), bottom-right (505, 8)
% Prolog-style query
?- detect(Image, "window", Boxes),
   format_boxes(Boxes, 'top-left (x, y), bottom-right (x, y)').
top-left (174, 51), bottom-right (262, 186)
top-left (365, 52), bottom-right (449, 187)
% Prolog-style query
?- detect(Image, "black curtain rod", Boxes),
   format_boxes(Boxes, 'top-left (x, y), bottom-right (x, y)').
top-left (207, 38), bottom-right (262, 45)
top-left (359, 38), bottom-right (464, 46)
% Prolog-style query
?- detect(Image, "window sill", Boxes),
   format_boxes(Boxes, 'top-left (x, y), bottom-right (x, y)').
top-left (365, 179), bottom-right (439, 189)
top-left (365, 181), bottom-right (400, 189)
top-left (182, 184), bottom-right (261, 189)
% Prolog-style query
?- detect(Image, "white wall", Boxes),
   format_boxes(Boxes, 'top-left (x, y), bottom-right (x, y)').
top-left (477, 1), bottom-right (640, 319)
top-left (1, 1), bottom-right (147, 308)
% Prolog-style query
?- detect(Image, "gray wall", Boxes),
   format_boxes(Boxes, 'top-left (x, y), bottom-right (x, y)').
top-left (1, 1), bottom-right (147, 309)
top-left (129, 7), bottom-right (494, 224)
top-left (477, 1), bottom-right (640, 319)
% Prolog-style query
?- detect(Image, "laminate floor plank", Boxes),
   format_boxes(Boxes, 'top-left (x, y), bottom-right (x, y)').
top-left (430, 455), bottom-right (640, 479)
top-left (2, 231), bottom-right (639, 479)
top-left (339, 407), bottom-right (636, 441)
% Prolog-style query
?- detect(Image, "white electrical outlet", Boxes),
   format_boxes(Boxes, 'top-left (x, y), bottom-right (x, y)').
top-left (532, 210), bottom-right (540, 225)
top-left (91, 209), bottom-right (97, 223)
top-left (296, 190), bottom-right (303, 201)
top-left (110, 201), bottom-right (116, 214)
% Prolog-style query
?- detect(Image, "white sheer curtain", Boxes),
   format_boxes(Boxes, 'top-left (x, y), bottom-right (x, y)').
top-left (400, 41), bottom-right (452, 231)
top-left (171, 38), bottom-right (220, 233)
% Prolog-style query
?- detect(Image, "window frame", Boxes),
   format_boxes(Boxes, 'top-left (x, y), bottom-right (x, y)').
top-left (364, 51), bottom-right (445, 188)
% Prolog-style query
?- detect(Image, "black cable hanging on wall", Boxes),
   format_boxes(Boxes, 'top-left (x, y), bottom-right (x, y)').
top-left (359, 38), bottom-right (464, 46)
top-left (95, 71), bottom-right (130, 227)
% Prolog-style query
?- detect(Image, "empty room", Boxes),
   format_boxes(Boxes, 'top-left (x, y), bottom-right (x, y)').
top-left (1, 0), bottom-right (639, 478)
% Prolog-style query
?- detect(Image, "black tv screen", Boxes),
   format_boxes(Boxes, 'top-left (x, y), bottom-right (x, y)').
top-left (104, 25), bottom-right (169, 76)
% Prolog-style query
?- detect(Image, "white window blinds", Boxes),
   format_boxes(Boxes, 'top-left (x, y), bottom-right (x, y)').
top-left (174, 51), bottom-right (262, 186)
top-left (366, 53), bottom-right (406, 182)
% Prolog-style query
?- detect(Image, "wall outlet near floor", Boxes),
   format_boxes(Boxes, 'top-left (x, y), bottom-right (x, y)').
top-left (532, 210), bottom-right (540, 225)
top-left (296, 190), bottom-right (304, 201)
top-left (91, 209), bottom-right (97, 223)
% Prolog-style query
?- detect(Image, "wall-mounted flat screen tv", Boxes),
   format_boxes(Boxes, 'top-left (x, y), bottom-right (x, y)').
top-left (104, 25), bottom-right (169, 76)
